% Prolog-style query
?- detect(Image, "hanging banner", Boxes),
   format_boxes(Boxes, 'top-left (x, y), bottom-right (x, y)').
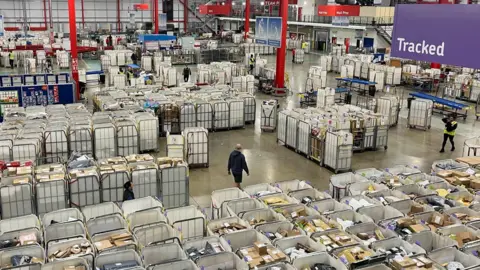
top-left (267, 17), bottom-right (282, 47)
top-left (159, 13), bottom-right (167, 31)
top-left (198, 4), bottom-right (232, 15)
top-left (264, 0), bottom-right (297, 5)
top-left (255, 16), bottom-right (268, 45)
top-left (391, 5), bottom-right (480, 69)
top-left (0, 15), bottom-right (4, 37)
top-left (317, 5), bottom-right (360, 16)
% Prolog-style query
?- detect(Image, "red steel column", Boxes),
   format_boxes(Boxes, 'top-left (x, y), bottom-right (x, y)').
top-left (68, 0), bottom-right (80, 101)
top-left (154, 0), bottom-right (159, 33)
top-left (274, 0), bottom-right (287, 88)
top-left (244, 0), bottom-right (250, 39)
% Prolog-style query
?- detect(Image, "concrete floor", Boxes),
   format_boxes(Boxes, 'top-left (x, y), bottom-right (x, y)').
top-left (2, 53), bottom-right (478, 209)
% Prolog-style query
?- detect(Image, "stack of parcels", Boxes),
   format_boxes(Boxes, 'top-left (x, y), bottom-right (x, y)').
top-left (416, 196), bottom-right (456, 211)
top-left (384, 175), bottom-right (403, 188)
top-left (407, 204), bottom-right (428, 216)
top-left (210, 222), bottom-right (247, 235)
top-left (239, 242), bottom-right (287, 269)
top-left (279, 206), bottom-right (309, 221)
top-left (156, 157), bottom-right (186, 169)
top-left (125, 154), bottom-right (154, 163)
top-left (314, 231), bottom-right (359, 252)
top-left (449, 211), bottom-right (480, 224)
top-left (437, 170), bottom-right (476, 188)
top-left (296, 217), bottom-right (336, 234)
top-left (420, 212), bottom-right (456, 231)
top-left (5, 165), bottom-right (32, 177)
top-left (376, 245), bottom-right (413, 258)
top-left (355, 229), bottom-right (386, 246)
top-left (261, 228), bottom-right (302, 242)
top-left (3, 255), bottom-right (43, 268)
top-left (0, 232), bottom-right (38, 249)
top-left (284, 243), bottom-right (318, 260)
top-left (94, 232), bottom-right (134, 251)
top-left (69, 167), bottom-right (97, 180)
top-left (456, 157), bottom-right (480, 167)
top-left (391, 255), bottom-right (435, 270)
top-left (186, 241), bottom-right (225, 261)
top-left (49, 242), bottom-right (93, 261)
top-left (261, 196), bottom-right (290, 207)
top-left (35, 163), bottom-right (65, 182)
top-left (127, 161), bottom-right (157, 171)
top-left (386, 217), bottom-right (430, 235)
top-left (98, 157), bottom-right (128, 175)
top-left (449, 231), bottom-right (478, 247)
top-left (336, 246), bottom-right (374, 265)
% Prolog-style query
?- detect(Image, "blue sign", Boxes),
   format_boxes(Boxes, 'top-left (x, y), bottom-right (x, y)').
top-left (159, 13), bottom-right (167, 31)
top-left (255, 17), bottom-right (268, 45)
top-left (267, 17), bottom-right (281, 47)
top-left (0, 15), bottom-right (4, 37)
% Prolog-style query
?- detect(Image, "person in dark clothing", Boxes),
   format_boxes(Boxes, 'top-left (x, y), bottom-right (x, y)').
top-left (131, 52), bottom-right (138, 65)
top-left (249, 54), bottom-right (255, 75)
top-left (292, 48), bottom-right (296, 63)
top-left (440, 115), bottom-right (457, 153)
top-left (228, 144), bottom-right (249, 188)
top-left (183, 66), bottom-right (191, 82)
top-left (123, 181), bottom-right (135, 201)
top-left (107, 35), bottom-right (113, 47)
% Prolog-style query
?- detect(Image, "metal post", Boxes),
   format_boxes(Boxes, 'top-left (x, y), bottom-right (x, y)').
top-left (48, 0), bottom-right (54, 44)
top-left (68, 0), bottom-right (80, 101)
top-left (154, 0), bottom-right (159, 33)
top-left (244, 0), bottom-right (250, 39)
top-left (274, 0), bottom-right (287, 88)
top-left (22, 0), bottom-right (28, 37)
top-left (117, 0), bottom-right (121, 31)
top-left (81, 0), bottom-right (85, 28)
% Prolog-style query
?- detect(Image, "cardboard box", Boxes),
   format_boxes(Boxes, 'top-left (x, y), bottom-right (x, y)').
top-left (94, 240), bottom-right (114, 251)
top-left (429, 212), bottom-right (445, 226)
top-left (397, 218), bottom-right (416, 228)
top-left (444, 177), bottom-right (457, 184)
top-left (114, 239), bottom-right (134, 247)
top-left (453, 171), bottom-right (470, 178)
top-left (455, 177), bottom-right (471, 187)
top-left (456, 157), bottom-right (480, 166)
top-left (437, 170), bottom-right (453, 178)
top-left (409, 224), bottom-right (427, 233)
top-left (254, 242), bottom-right (268, 256)
top-left (110, 233), bottom-right (132, 241)
top-left (410, 204), bottom-right (425, 214)
top-left (392, 257), bottom-right (416, 270)
top-left (471, 179), bottom-right (480, 190)
top-left (64, 266), bottom-right (76, 270)
top-left (417, 256), bottom-right (433, 268)
top-left (456, 231), bottom-right (474, 247)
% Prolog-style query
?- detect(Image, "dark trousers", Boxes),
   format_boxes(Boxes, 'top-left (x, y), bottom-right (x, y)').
top-left (184, 76), bottom-right (189, 82)
top-left (249, 65), bottom-right (254, 74)
top-left (9, 59), bottom-right (13, 69)
top-left (292, 55), bottom-right (295, 63)
top-left (442, 133), bottom-right (455, 150)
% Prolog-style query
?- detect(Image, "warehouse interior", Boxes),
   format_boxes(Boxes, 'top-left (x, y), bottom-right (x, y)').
top-left (1, 0), bottom-right (480, 270)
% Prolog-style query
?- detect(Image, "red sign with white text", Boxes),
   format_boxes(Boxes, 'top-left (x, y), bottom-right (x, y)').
top-left (265, 0), bottom-right (297, 5)
top-left (199, 4), bottom-right (232, 15)
top-left (317, 5), bottom-right (360, 16)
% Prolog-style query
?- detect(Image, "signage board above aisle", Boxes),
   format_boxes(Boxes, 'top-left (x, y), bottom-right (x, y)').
top-left (317, 5), bottom-right (360, 17)
top-left (391, 4), bottom-right (480, 69)
top-left (255, 16), bottom-right (282, 48)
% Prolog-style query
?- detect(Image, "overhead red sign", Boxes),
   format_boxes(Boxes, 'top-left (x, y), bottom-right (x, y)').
top-left (264, 0), bottom-right (297, 5)
top-left (317, 5), bottom-right (360, 16)
top-left (133, 4), bottom-right (149, 10)
top-left (199, 4), bottom-right (232, 15)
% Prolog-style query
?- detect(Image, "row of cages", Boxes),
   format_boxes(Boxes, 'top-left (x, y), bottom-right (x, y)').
top-left (0, 105), bottom-right (159, 163)
top-left (0, 155), bottom-right (189, 219)
top-left (5, 159), bottom-right (480, 270)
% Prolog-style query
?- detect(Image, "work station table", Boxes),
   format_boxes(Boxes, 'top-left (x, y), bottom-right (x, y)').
top-left (409, 92), bottom-right (470, 119)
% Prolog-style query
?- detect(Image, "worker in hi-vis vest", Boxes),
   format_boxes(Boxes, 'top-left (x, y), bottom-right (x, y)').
top-left (301, 41), bottom-right (307, 50)
top-left (9, 51), bottom-right (14, 69)
top-left (440, 114), bottom-right (457, 153)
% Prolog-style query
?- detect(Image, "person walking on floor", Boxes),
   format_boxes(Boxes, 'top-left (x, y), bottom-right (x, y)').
top-left (9, 51), bottom-right (14, 69)
top-left (123, 181), bottom-right (135, 201)
top-left (249, 54), bottom-right (255, 75)
top-left (228, 144), bottom-right (250, 189)
top-left (183, 65), bottom-right (191, 82)
top-left (440, 114), bottom-right (457, 153)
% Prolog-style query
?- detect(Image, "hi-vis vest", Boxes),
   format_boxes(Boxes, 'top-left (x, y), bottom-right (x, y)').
top-left (9, 52), bottom-right (14, 60)
top-left (249, 57), bottom-right (255, 65)
top-left (444, 121), bottom-right (457, 136)
top-left (302, 42), bottom-right (307, 49)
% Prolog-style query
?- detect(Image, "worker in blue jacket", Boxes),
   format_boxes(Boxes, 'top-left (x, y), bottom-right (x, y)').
top-left (228, 144), bottom-right (250, 189)
top-left (440, 114), bottom-right (457, 153)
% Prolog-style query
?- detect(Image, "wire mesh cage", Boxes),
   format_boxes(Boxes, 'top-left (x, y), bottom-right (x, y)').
top-left (221, 229), bottom-right (271, 251)
top-left (183, 235), bottom-right (232, 260)
top-left (44, 220), bottom-right (86, 245)
top-left (42, 208), bottom-right (84, 227)
top-left (122, 196), bottom-right (163, 217)
top-left (309, 199), bottom-right (352, 215)
top-left (258, 193), bottom-right (299, 208)
top-left (196, 252), bottom-right (249, 270)
top-left (46, 236), bottom-right (94, 267)
top-left (81, 202), bottom-right (122, 222)
top-left (275, 235), bottom-right (327, 262)
top-left (127, 207), bottom-right (167, 231)
top-left (394, 184), bottom-right (437, 199)
top-left (243, 183), bottom-right (282, 198)
top-left (388, 199), bottom-right (434, 216)
top-left (133, 223), bottom-right (178, 249)
top-left (95, 249), bottom-right (143, 270)
top-left (330, 173), bottom-right (369, 200)
top-left (206, 216), bottom-right (252, 236)
top-left (0, 244), bottom-right (45, 267)
top-left (367, 189), bottom-right (411, 205)
top-left (428, 246), bottom-right (480, 269)
top-left (92, 228), bottom-right (137, 253)
top-left (68, 167), bottom-right (101, 207)
top-left (164, 205), bottom-right (206, 241)
top-left (339, 195), bottom-right (382, 211)
top-left (357, 205), bottom-right (404, 224)
top-left (142, 242), bottom-right (186, 266)
top-left (443, 206), bottom-right (480, 224)
top-left (273, 179), bottom-right (313, 194)
top-left (86, 213), bottom-right (127, 236)
top-left (370, 237), bottom-right (426, 255)
top-left (347, 181), bottom-right (389, 197)
top-left (241, 208), bottom-right (286, 228)
top-left (287, 188), bottom-right (332, 204)
top-left (400, 173), bottom-right (446, 187)
top-left (224, 197), bottom-right (266, 218)
top-left (146, 259), bottom-right (198, 270)
top-left (0, 176), bottom-right (35, 218)
top-left (159, 165), bottom-right (189, 209)
top-left (41, 257), bottom-right (90, 270)
top-left (405, 230), bottom-right (458, 252)
top-left (345, 222), bottom-right (398, 246)
top-left (291, 252), bottom-right (347, 270)
top-left (211, 188), bottom-right (249, 219)
top-left (383, 165), bottom-right (421, 177)
top-left (255, 220), bottom-right (306, 239)
top-left (327, 209), bottom-right (374, 230)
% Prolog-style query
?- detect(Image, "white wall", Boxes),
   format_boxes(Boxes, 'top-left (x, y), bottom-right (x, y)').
top-left (329, 27), bottom-right (390, 49)
top-left (0, 0), bottom-right (192, 33)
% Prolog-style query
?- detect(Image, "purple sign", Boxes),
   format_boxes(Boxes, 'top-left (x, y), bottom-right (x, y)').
top-left (391, 5), bottom-right (480, 69)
